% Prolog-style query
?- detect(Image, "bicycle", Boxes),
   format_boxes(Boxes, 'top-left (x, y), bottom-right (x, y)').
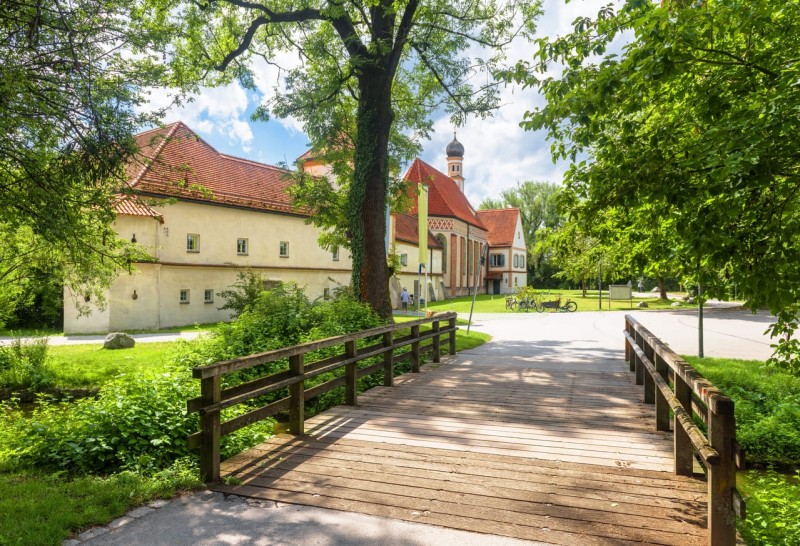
top-left (505, 296), bottom-right (518, 310)
top-left (535, 297), bottom-right (578, 313)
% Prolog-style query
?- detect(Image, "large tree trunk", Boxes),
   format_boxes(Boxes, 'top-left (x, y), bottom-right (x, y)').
top-left (349, 70), bottom-right (394, 320)
top-left (658, 276), bottom-right (668, 300)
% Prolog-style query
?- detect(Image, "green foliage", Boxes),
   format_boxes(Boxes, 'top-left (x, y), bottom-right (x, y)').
top-left (0, 461), bottom-right (201, 546)
top-left (1, 371), bottom-right (198, 474)
top-left (738, 469), bottom-right (800, 546)
top-left (216, 270), bottom-right (270, 318)
top-left (686, 356), bottom-right (800, 466)
top-left (0, 1), bottom-right (168, 318)
top-left (512, 0), bottom-right (800, 363)
top-left (0, 338), bottom-right (53, 390)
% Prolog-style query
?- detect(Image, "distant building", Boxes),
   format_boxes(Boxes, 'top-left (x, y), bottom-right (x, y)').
top-left (64, 122), bottom-right (351, 334)
top-left (402, 135), bottom-right (526, 296)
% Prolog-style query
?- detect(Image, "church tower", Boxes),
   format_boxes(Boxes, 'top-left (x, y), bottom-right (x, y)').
top-left (446, 132), bottom-right (465, 192)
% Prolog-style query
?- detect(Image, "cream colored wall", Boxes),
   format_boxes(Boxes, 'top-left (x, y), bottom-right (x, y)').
top-left (151, 200), bottom-right (351, 270)
top-left (63, 288), bottom-right (111, 334)
top-left (392, 239), bottom-right (442, 303)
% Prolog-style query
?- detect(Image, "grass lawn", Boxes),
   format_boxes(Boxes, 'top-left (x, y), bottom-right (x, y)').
top-left (393, 315), bottom-right (491, 352)
top-left (47, 342), bottom-right (179, 388)
top-left (425, 291), bottom-right (694, 314)
top-left (0, 467), bottom-right (201, 546)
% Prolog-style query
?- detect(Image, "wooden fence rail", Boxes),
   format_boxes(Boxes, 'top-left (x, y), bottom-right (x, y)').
top-left (624, 315), bottom-right (745, 546)
top-left (187, 312), bottom-right (458, 483)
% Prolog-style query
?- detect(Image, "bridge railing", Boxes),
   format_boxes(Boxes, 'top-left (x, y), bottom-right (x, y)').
top-left (186, 312), bottom-right (458, 483)
top-left (624, 315), bottom-right (745, 546)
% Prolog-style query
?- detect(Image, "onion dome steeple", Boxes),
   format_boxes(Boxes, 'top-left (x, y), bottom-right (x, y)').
top-left (446, 131), bottom-right (465, 192)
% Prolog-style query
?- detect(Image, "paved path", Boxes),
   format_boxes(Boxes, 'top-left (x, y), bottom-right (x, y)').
top-left (80, 308), bottom-right (769, 545)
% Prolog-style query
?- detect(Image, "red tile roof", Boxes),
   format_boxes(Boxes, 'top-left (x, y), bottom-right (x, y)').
top-left (393, 213), bottom-right (442, 248)
top-left (403, 159), bottom-right (485, 229)
top-left (127, 122), bottom-right (307, 215)
top-left (113, 195), bottom-right (163, 222)
top-left (476, 208), bottom-right (521, 246)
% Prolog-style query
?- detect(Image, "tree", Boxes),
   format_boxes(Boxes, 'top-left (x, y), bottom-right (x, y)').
top-left (508, 0), bottom-right (800, 367)
top-left (480, 181), bottom-right (562, 285)
top-left (0, 0), bottom-right (166, 326)
top-left (142, 0), bottom-right (541, 319)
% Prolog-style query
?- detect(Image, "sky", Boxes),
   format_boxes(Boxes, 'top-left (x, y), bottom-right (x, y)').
top-left (151, 0), bottom-right (612, 207)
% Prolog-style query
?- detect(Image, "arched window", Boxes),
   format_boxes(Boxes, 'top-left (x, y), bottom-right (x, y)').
top-left (436, 234), bottom-right (447, 273)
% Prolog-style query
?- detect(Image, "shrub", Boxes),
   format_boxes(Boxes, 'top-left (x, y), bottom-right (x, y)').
top-left (0, 337), bottom-right (53, 389)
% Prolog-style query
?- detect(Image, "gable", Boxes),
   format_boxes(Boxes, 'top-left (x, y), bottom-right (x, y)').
top-left (403, 158), bottom-right (485, 229)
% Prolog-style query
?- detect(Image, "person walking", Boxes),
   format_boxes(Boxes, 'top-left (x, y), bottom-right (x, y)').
top-left (400, 287), bottom-right (409, 310)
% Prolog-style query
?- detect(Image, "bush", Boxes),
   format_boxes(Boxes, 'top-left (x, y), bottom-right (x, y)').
top-left (0, 337), bottom-right (53, 389)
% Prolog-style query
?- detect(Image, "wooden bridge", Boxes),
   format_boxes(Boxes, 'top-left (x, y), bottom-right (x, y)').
top-left (188, 313), bottom-right (743, 545)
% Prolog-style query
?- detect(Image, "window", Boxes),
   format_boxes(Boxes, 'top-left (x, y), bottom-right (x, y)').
top-left (237, 238), bottom-right (248, 255)
top-left (332, 247), bottom-right (340, 261)
top-left (520, 255), bottom-right (525, 268)
top-left (323, 288), bottom-right (331, 300)
top-left (179, 289), bottom-right (190, 304)
top-left (186, 234), bottom-right (199, 252)
top-left (489, 254), bottom-right (505, 267)
top-left (400, 254), bottom-right (408, 266)
top-left (513, 254), bottom-right (519, 268)
top-left (204, 289), bottom-right (214, 304)
top-left (279, 241), bottom-right (289, 257)
top-left (515, 277), bottom-right (519, 287)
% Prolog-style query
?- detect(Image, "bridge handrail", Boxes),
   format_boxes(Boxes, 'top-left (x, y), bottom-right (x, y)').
top-left (188, 311), bottom-right (458, 483)
top-left (624, 315), bottom-right (745, 546)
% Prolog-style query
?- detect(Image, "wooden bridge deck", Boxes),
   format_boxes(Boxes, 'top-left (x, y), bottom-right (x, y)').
top-left (214, 354), bottom-right (707, 545)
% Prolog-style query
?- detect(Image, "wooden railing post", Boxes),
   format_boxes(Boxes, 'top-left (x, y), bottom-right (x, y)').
top-left (199, 375), bottom-right (221, 483)
top-left (654, 353), bottom-right (670, 432)
top-left (448, 316), bottom-right (456, 356)
top-left (411, 325), bottom-right (420, 373)
top-left (383, 331), bottom-right (394, 387)
top-left (345, 340), bottom-right (357, 405)
top-left (289, 354), bottom-right (305, 435)
top-left (707, 396), bottom-right (737, 546)
top-left (643, 347), bottom-right (655, 405)
top-left (674, 368), bottom-right (694, 476)
top-left (624, 317), bottom-right (631, 365)
top-left (634, 331), bottom-right (644, 385)
top-left (432, 320), bottom-right (441, 363)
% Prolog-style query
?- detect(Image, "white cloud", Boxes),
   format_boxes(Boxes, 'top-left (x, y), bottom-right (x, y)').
top-left (250, 53), bottom-right (307, 135)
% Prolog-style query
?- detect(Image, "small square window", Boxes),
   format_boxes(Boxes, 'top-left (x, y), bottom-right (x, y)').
top-left (400, 254), bottom-right (408, 266)
top-left (237, 238), bottom-right (248, 255)
top-left (323, 288), bottom-right (331, 300)
top-left (204, 289), bottom-right (214, 303)
top-left (186, 234), bottom-right (200, 252)
top-left (179, 289), bottom-right (190, 304)
top-left (279, 241), bottom-right (289, 258)
top-left (332, 247), bottom-right (339, 261)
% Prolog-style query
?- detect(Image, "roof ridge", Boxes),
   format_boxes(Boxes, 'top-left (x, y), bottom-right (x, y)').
top-left (478, 206), bottom-right (520, 213)
top-left (218, 152), bottom-right (291, 173)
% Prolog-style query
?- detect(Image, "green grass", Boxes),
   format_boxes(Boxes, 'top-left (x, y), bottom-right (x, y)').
top-left (392, 315), bottom-right (491, 352)
top-left (0, 464), bottom-right (202, 546)
top-left (47, 342), bottom-right (179, 388)
top-left (684, 356), bottom-right (800, 466)
top-left (425, 292), bottom-right (693, 314)
top-left (683, 356), bottom-right (800, 545)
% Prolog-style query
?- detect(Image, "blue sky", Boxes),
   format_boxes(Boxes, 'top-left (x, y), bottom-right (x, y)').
top-left (152, 0), bottom-right (612, 206)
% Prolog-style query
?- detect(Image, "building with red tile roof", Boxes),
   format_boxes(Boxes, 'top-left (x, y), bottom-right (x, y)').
top-left (399, 134), bottom-right (527, 296)
top-left (65, 122), bottom-right (353, 334)
top-left (476, 208), bottom-right (528, 293)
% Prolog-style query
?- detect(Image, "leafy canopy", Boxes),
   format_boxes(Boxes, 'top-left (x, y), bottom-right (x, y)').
top-left (508, 0), bottom-right (800, 367)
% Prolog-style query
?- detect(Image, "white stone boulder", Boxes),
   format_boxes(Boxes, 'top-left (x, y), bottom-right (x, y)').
top-left (103, 332), bottom-right (135, 350)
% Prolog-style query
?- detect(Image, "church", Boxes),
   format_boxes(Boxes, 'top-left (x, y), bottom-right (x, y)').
top-left (63, 124), bottom-right (526, 333)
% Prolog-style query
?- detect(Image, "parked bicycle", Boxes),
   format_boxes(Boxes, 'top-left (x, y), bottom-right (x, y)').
top-left (535, 297), bottom-right (578, 313)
